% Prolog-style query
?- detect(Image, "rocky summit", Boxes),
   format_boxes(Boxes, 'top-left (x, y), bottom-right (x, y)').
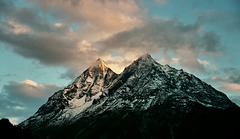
top-left (19, 54), bottom-right (240, 139)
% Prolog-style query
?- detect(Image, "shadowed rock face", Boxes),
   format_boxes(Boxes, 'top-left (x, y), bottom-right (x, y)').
top-left (19, 54), bottom-right (239, 139)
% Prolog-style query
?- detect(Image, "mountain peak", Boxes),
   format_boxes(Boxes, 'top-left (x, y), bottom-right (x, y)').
top-left (137, 53), bottom-right (152, 60)
top-left (89, 58), bottom-right (109, 71)
top-left (96, 58), bottom-right (103, 62)
top-left (135, 53), bottom-right (155, 63)
top-left (131, 53), bottom-right (156, 67)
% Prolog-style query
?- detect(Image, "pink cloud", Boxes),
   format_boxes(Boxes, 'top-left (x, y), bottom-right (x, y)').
top-left (29, 0), bottom-right (144, 41)
top-left (223, 83), bottom-right (240, 92)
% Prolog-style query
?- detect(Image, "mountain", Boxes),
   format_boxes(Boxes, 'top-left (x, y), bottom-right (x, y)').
top-left (19, 54), bottom-right (240, 139)
top-left (20, 58), bottom-right (118, 129)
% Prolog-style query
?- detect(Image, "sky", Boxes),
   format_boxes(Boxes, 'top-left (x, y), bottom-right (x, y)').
top-left (0, 0), bottom-right (239, 125)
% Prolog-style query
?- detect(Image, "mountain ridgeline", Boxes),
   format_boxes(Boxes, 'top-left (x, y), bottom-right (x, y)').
top-left (19, 54), bottom-right (240, 139)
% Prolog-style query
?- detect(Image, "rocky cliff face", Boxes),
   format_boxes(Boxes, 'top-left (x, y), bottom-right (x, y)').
top-left (19, 54), bottom-right (239, 139)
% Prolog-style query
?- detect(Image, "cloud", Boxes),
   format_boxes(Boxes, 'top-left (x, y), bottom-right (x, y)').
top-left (13, 106), bottom-right (27, 110)
top-left (0, 0), bottom-right (65, 34)
top-left (8, 117), bottom-right (21, 125)
top-left (99, 19), bottom-right (222, 73)
top-left (0, 0), bottom-right (89, 68)
top-left (228, 95), bottom-right (240, 107)
top-left (210, 68), bottom-right (240, 84)
top-left (205, 67), bottom-right (240, 94)
top-left (0, 79), bottom-right (61, 123)
top-left (54, 23), bottom-right (62, 27)
top-left (197, 9), bottom-right (240, 32)
top-left (0, 23), bottom-right (100, 68)
top-left (6, 21), bottom-right (31, 34)
top-left (222, 83), bottom-right (240, 92)
top-left (28, 0), bottom-right (144, 41)
top-left (59, 68), bottom-right (80, 80)
top-left (154, 0), bottom-right (166, 4)
top-left (0, 0), bottom-right (230, 78)
top-left (197, 59), bottom-right (210, 66)
top-left (0, 0), bottom-right (145, 77)
top-left (223, 67), bottom-right (240, 84)
top-left (175, 46), bottom-right (205, 73)
top-left (3, 79), bottom-right (60, 99)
